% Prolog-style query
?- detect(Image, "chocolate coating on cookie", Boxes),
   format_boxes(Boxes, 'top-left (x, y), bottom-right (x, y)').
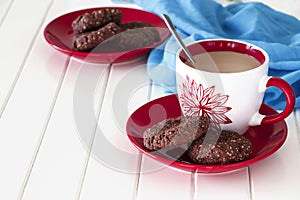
top-left (73, 22), bottom-right (121, 51)
top-left (188, 131), bottom-right (252, 165)
top-left (118, 26), bottom-right (160, 50)
top-left (96, 22), bottom-right (160, 52)
top-left (120, 21), bottom-right (154, 31)
top-left (143, 116), bottom-right (209, 151)
top-left (72, 8), bottom-right (122, 33)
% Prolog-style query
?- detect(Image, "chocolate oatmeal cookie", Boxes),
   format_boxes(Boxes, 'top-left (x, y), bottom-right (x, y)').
top-left (187, 130), bottom-right (252, 165)
top-left (72, 8), bottom-right (122, 33)
top-left (143, 116), bottom-right (209, 151)
top-left (71, 9), bottom-right (161, 53)
top-left (73, 22), bottom-right (121, 52)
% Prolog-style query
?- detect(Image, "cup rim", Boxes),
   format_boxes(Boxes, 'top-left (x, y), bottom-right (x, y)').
top-left (177, 39), bottom-right (270, 75)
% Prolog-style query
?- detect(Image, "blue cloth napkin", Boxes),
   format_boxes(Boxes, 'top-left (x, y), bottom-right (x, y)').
top-left (113, 0), bottom-right (300, 110)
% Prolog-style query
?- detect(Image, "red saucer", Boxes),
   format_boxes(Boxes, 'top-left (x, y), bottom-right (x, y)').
top-left (44, 7), bottom-right (170, 63)
top-left (126, 94), bottom-right (288, 173)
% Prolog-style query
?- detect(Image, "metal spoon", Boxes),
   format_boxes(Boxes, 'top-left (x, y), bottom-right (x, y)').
top-left (162, 13), bottom-right (196, 64)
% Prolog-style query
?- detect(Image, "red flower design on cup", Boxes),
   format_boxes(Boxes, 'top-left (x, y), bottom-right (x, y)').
top-left (179, 75), bottom-right (232, 130)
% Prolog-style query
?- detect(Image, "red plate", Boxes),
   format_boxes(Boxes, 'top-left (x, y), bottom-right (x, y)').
top-left (43, 7), bottom-right (170, 63)
top-left (126, 94), bottom-right (288, 173)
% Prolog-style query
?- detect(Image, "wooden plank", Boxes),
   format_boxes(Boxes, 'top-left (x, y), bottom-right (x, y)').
top-left (0, 0), bottom-right (53, 116)
top-left (16, 1), bottom-right (142, 199)
top-left (0, 0), bottom-right (13, 26)
top-left (0, 0), bottom-right (109, 198)
top-left (79, 58), bottom-right (148, 200)
top-left (0, 26), bottom-right (68, 200)
top-left (196, 169), bottom-right (250, 200)
top-left (0, 1), bottom-right (71, 198)
top-left (21, 58), bottom-right (110, 200)
top-left (250, 114), bottom-right (300, 200)
top-left (137, 159), bottom-right (193, 200)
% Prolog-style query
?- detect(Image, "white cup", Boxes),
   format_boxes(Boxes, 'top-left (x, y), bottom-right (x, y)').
top-left (176, 39), bottom-right (295, 134)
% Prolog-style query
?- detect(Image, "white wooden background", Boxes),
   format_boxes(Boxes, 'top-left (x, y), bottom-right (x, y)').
top-left (0, 0), bottom-right (299, 199)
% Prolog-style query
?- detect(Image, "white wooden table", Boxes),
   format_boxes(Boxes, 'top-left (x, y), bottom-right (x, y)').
top-left (0, 0), bottom-right (300, 199)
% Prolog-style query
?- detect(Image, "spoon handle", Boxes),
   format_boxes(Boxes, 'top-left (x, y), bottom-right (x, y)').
top-left (162, 14), bottom-right (196, 64)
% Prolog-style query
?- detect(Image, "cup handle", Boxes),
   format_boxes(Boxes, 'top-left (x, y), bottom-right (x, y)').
top-left (260, 77), bottom-right (295, 124)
